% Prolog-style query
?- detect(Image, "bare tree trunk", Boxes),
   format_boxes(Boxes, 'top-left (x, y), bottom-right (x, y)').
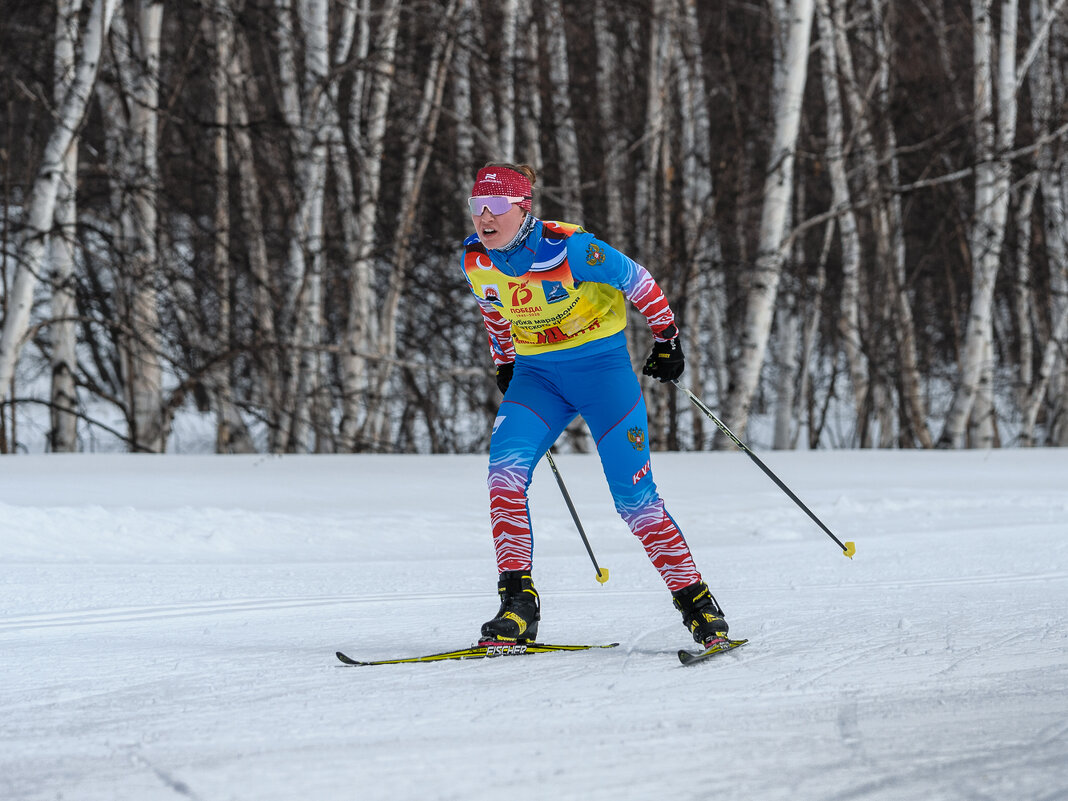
top-left (773, 295), bottom-right (800, 449)
top-left (721, 0), bottom-right (813, 443)
top-left (1049, 9), bottom-right (1068, 445)
top-left (272, 0), bottom-right (307, 451)
top-left (543, 0), bottom-right (582, 220)
top-left (972, 336), bottom-right (999, 446)
top-left (1014, 172), bottom-right (1038, 416)
top-left (0, 0), bottom-right (118, 417)
top-left (104, 1), bottom-right (166, 452)
top-left (794, 224), bottom-right (830, 449)
top-left (499, 0), bottom-right (519, 161)
top-left (337, 0), bottom-right (402, 451)
top-left (675, 0), bottom-right (726, 446)
top-left (636, 0), bottom-right (670, 263)
top-left (594, 0), bottom-right (626, 246)
top-left (939, 0), bottom-right (1018, 448)
top-left (128, 0), bottom-right (165, 452)
top-left (1021, 297), bottom-right (1068, 444)
top-left (544, 0), bottom-right (588, 451)
top-left (304, 0), bottom-right (333, 454)
top-left (467, 0), bottom-right (500, 158)
top-left (453, 0), bottom-right (477, 183)
top-left (273, 0), bottom-right (331, 452)
top-left (514, 0), bottom-right (542, 169)
top-left (875, 2), bottom-right (931, 448)
top-left (230, 29), bottom-right (279, 437)
top-left (48, 0), bottom-right (85, 452)
top-left (323, 6), bottom-right (361, 326)
top-left (815, 0), bottom-right (867, 443)
top-left (208, 0), bottom-right (254, 453)
top-left (636, 0), bottom-right (675, 447)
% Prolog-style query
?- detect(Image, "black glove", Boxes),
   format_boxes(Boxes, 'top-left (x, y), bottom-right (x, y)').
top-left (496, 362), bottom-right (514, 394)
top-left (642, 326), bottom-right (685, 383)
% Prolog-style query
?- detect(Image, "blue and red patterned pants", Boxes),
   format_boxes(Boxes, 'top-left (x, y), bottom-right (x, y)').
top-left (488, 337), bottom-right (703, 592)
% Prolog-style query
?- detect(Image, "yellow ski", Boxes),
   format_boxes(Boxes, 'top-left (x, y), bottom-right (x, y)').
top-left (336, 641), bottom-right (619, 666)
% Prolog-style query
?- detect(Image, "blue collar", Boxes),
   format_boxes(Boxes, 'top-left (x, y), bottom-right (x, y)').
top-left (488, 217), bottom-right (541, 277)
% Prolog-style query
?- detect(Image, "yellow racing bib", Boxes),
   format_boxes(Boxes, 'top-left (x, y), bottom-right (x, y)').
top-left (463, 224), bottom-right (628, 354)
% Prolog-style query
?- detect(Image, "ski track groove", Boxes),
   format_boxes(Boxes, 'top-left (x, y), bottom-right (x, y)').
top-left (783, 570), bottom-right (1068, 593)
top-left (784, 640), bottom-right (901, 692)
top-left (0, 592), bottom-right (481, 633)
top-left (934, 628), bottom-right (1033, 677)
top-left (4, 572), bottom-right (1063, 634)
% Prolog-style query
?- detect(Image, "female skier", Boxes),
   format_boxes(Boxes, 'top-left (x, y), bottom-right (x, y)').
top-left (461, 163), bottom-right (728, 648)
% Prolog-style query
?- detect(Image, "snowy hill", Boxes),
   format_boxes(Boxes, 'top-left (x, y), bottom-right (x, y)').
top-left (2, 449), bottom-right (1066, 800)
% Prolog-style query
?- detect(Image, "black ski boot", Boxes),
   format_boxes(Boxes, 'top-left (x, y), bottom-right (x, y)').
top-left (672, 581), bottom-right (729, 646)
top-left (481, 571), bottom-right (540, 643)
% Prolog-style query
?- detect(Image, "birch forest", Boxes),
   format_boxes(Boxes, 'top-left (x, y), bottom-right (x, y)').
top-left (2, 0), bottom-right (1067, 454)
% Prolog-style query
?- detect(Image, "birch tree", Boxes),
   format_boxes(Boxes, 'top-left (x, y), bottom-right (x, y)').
top-left (514, 0), bottom-right (542, 169)
top-left (229, 28), bottom-right (279, 433)
top-left (772, 293), bottom-right (801, 449)
top-left (129, 1), bottom-right (165, 452)
top-left (593, 0), bottom-right (626, 246)
top-left (337, 0), bottom-right (402, 452)
top-left (795, 224), bottom-right (830, 449)
top-left (939, 0), bottom-right (1020, 448)
top-left (453, 0), bottom-right (478, 183)
top-left (272, 0), bottom-right (331, 452)
top-left (675, 0), bottom-right (728, 442)
top-left (1014, 172), bottom-right (1039, 414)
top-left (0, 0), bottom-right (119, 425)
top-left (873, 0), bottom-right (930, 447)
top-left (207, 0), bottom-right (255, 453)
top-left (636, 0), bottom-right (671, 263)
top-left (97, 1), bottom-right (166, 451)
top-left (635, 0), bottom-right (676, 447)
top-left (720, 0), bottom-right (814, 442)
top-left (499, 0), bottom-right (519, 161)
top-left (815, 0), bottom-right (867, 444)
top-left (543, 0), bottom-right (582, 220)
top-left (48, 0), bottom-right (84, 452)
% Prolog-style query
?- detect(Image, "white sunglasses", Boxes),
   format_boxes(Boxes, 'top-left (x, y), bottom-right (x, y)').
top-left (469, 195), bottom-right (526, 215)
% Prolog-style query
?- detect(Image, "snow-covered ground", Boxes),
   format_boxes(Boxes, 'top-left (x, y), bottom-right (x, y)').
top-left (1, 449), bottom-right (1066, 800)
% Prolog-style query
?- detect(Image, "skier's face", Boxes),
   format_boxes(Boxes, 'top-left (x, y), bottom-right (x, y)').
top-left (471, 199), bottom-right (525, 249)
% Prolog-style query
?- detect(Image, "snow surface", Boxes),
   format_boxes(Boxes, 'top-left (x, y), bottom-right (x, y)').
top-left (1, 449), bottom-right (1067, 801)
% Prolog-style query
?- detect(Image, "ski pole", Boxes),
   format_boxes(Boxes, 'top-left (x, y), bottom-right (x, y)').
top-left (544, 450), bottom-right (610, 583)
top-left (671, 381), bottom-right (855, 559)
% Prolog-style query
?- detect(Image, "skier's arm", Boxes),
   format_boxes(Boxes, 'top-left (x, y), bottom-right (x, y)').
top-left (476, 301), bottom-right (516, 366)
top-left (461, 242), bottom-right (516, 366)
top-left (570, 234), bottom-right (685, 381)
top-left (621, 255), bottom-right (677, 340)
top-left (570, 235), bottom-right (677, 338)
